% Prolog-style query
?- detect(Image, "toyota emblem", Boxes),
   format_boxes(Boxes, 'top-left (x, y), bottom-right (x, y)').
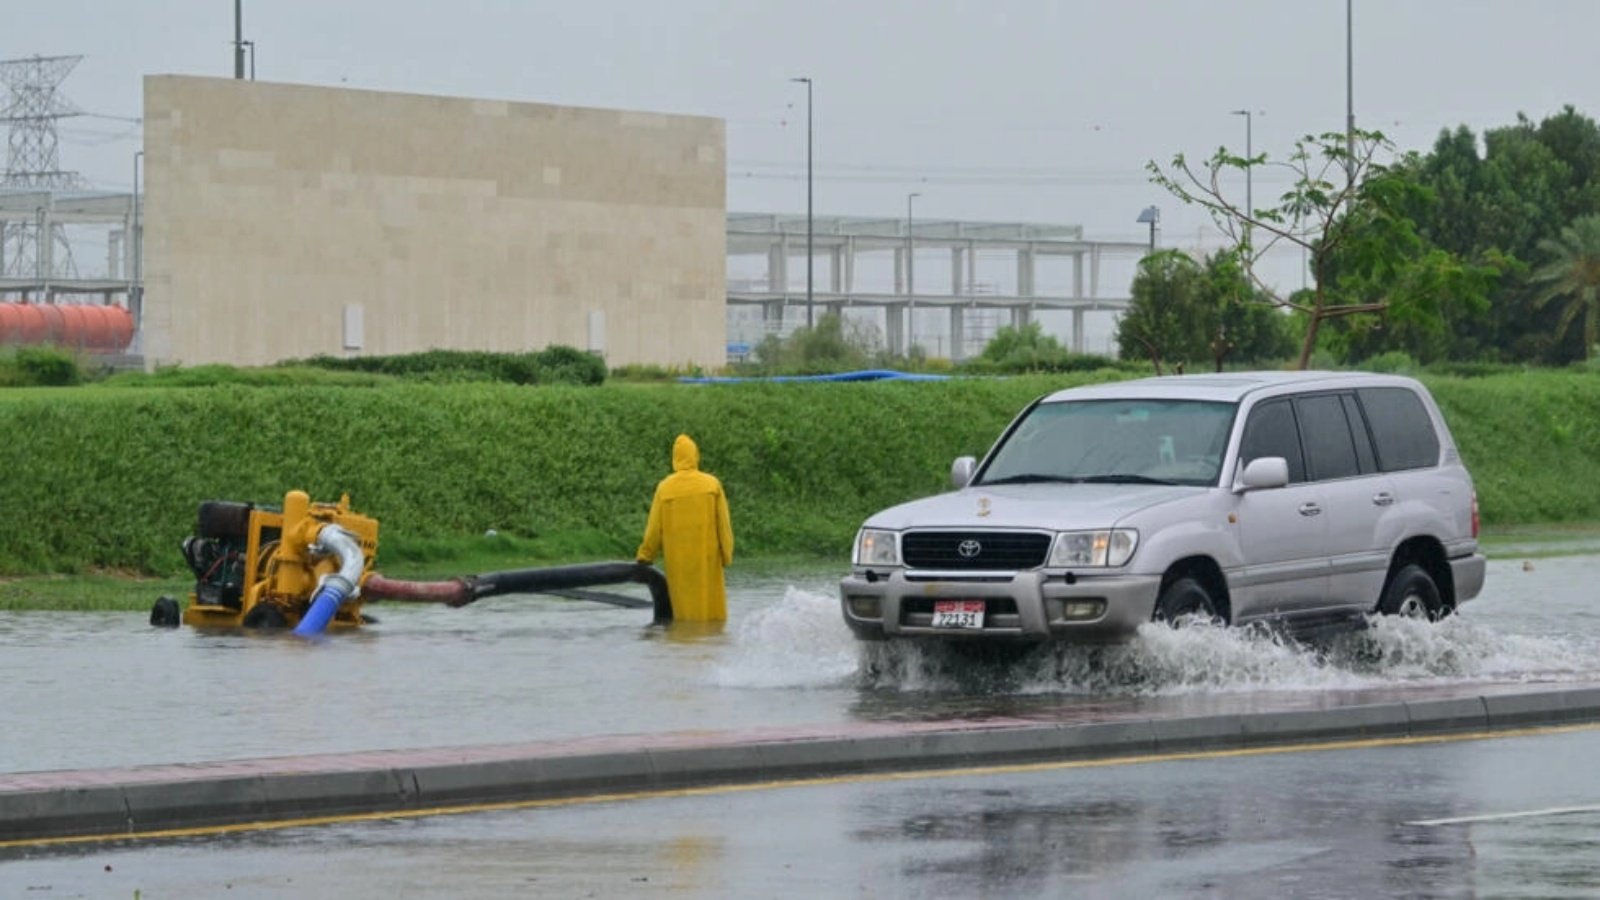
top-left (957, 539), bottom-right (982, 559)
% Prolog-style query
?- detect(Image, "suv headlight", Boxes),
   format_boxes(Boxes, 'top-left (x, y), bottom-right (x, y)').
top-left (854, 528), bottom-right (900, 567)
top-left (1049, 529), bottom-right (1138, 568)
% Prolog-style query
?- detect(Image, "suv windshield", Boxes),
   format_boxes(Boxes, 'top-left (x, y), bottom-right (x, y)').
top-left (976, 399), bottom-right (1236, 487)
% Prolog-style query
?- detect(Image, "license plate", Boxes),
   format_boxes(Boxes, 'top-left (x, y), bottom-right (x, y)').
top-left (931, 600), bottom-right (985, 629)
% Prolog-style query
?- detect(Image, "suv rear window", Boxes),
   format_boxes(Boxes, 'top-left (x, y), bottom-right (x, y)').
top-left (1357, 387), bottom-right (1440, 472)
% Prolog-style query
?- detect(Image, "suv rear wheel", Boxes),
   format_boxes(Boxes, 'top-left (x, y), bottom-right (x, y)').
top-left (1378, 563), bottom-right (1444, 620)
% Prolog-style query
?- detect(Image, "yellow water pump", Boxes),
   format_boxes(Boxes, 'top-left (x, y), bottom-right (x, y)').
top-left (174, 490), bottom-right (379, 630)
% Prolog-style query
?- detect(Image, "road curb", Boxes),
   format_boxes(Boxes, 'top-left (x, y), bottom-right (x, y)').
top-left (5, 683), bottom-right (1600, 844)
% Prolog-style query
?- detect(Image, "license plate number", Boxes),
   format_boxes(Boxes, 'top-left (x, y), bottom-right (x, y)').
top-left (931, 600), bottom-right (985, 629)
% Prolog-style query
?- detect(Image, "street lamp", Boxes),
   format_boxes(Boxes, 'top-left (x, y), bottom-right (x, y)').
top-left (906, 191), bottom-right (920, 349)
top-left (1347, 0), bottom-right (1356, 185)
top-left (131, 149), bottom-right (144, 327)
top-left (1136, 205), bottom-right (1160, 253)
top-left (234, 0), bottom-right (246, 79)
top-left (1230, 109), bottom-right (1257, 220)
top-left (789, 76), bottom-right (814, 328)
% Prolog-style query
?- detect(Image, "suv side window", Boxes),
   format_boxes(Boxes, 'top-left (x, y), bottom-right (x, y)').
top-left (1357, 387), bottom-right (1440, 471)
top-left (1239, 398), bottom-right (1306, 483)
top-left (1295, 393), bottom-right (1361, 481)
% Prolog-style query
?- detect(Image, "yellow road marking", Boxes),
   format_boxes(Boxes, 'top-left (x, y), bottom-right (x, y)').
top-left (6, 720), bottom-right (1598, 850)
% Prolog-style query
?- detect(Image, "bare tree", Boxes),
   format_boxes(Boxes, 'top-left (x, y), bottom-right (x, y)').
top-left (1147, 128), bottom-right (1398, 369)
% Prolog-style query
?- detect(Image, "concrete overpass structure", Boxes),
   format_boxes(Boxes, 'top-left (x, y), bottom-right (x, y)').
top-left (0, 189), bottom-right (139, 305)
top-left (728, 212), bottom-right (1149, 358)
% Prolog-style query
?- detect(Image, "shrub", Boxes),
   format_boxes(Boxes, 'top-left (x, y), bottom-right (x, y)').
top-left (734, 313), bottom-right (876, 376)
top-left (534, 344), bottom-right (607, 385)
top-left (3, 346), bottom-right (84, 387)
top-left (1361, 351), bottom-right (1419, 374)
top-left (0, 346), bottom-right (91, 387)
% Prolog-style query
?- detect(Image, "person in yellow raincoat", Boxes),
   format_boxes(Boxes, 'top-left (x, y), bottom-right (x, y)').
top-left (636, 434), bottom-right (735, 621)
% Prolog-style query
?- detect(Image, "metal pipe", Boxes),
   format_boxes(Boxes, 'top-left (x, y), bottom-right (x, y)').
top-left (292, 525), bottom-right (366, 636)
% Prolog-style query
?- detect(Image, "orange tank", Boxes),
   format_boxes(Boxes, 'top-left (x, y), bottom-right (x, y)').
top-left (0, 302), bottom-right (134, 351)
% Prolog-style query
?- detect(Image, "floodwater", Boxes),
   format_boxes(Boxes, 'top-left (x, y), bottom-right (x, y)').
top-left (2, 554), bottom-right (1598, 775)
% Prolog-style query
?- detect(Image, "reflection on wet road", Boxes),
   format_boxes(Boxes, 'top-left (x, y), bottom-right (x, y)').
top-left (9, 726), bottom-right (1600, 898)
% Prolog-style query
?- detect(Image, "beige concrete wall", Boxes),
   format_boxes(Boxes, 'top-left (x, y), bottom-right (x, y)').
top-left (141, 75), bottom-right (725, 368)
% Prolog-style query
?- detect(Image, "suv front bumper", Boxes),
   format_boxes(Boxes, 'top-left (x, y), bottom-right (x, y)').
top-left (840, 569), bottom-right (1162, 643)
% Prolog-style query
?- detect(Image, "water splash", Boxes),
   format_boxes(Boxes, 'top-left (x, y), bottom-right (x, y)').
top-left (1328, 614), bottom-right (1598, 683)
top-left (712, 586), bottom-right (1600, 697)
top-left (709, 586), bottom-right (859, 688)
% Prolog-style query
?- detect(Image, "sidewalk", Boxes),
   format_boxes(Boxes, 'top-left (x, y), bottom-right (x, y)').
top-left (5, 680), bottom-right (1599, 845)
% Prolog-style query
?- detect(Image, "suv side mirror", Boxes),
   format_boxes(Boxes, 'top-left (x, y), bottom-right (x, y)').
top-left (951, 456), bottom-right (976, 489)
top-left (1235, 456), bottom-right (1289, 492)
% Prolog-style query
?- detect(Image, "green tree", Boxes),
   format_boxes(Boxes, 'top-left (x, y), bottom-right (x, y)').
top-left (1381, 109), bottom-right (1600, 363)
top-left (1149, 129), bottom-right (1479, 369)
top-left (747, 312), bottom-right (873, 374)
top-left (1530, 214), bottom-right (1600, 361)
top-left (1316, 166), bottom-right (1498, 366)
top-left (975, 320), bottom-right (1069, 371)
top-left (1117, 250), bottom-right (1294, 372)
top-left (1117, 251), bottom-right (1200, 373)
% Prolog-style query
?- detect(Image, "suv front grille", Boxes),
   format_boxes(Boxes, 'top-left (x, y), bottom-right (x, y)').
top-left (901, 530), bottom-right (1051, 570)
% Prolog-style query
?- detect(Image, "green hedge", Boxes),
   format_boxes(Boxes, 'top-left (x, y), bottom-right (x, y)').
top-left (1426, 371), bottom-right (1600, 524)
top-left (0, 369), bottom-right (1595, 575)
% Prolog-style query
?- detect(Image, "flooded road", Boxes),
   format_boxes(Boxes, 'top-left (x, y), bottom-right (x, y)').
top-left (3, 554), bottom-right (1598, 775)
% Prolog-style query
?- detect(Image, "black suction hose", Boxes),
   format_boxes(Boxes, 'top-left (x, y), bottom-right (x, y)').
top-left (466, 561), bottom-right (672, 623)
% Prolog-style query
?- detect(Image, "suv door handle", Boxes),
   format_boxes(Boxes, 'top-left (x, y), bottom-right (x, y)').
top-left (1298, 502), bottom-right (1322, 517)
top-left (1372, 492), bottom-right (1395, 507)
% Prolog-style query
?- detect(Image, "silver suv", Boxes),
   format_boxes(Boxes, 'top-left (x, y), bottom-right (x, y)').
top-left (840, 372), bottom-right (1485, 643)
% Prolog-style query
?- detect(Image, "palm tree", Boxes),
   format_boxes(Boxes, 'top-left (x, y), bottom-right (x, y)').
top-left (1531, 214), bottom-right (1600, 361)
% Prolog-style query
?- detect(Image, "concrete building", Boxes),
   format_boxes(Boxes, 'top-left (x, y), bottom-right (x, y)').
top-left (139, 75), bottom-right (726, 369)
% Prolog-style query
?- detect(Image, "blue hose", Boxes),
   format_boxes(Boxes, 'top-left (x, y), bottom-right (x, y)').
top-left (293, 580), bottom-right (350, 636)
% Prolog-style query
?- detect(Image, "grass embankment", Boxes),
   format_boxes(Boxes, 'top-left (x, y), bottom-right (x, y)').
top-left (1, 369), bottom-right (1597, 611)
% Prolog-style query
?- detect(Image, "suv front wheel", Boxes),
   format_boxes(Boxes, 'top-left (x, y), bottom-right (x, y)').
top-left (1154, 576), bottom-right (1220, 626)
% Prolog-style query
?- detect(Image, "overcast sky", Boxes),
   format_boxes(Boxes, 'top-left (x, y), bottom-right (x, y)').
top-left (10, 0), bottom-right (1600, 316)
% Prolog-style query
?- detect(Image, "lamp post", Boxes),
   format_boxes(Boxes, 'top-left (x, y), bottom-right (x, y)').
top-left (1346, 0), bottom-right (1356, 185)
top-left (789, 76), bottom-right (814, 328)
top-left (906, 191), bottom-right (920, 350)
top-left (234, 0), bottom-right (246, 79)
top-left (132, 149), bottom-right (144, 326)
top-left (243, 40), bottom-right (256, 79)
top-left (1230, 109), bottom-right (1255, 220)
top-left (1136, 205), bottom-right (1160, 253)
